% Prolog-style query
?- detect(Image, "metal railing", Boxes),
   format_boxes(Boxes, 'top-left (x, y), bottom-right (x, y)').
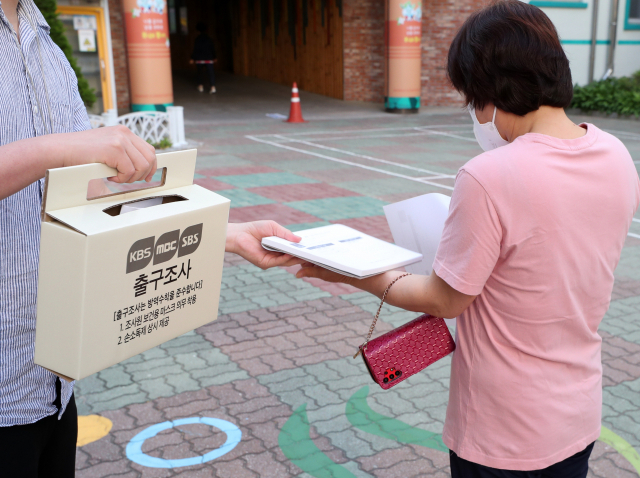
top-left (87, 107), bottom-right (187, 147)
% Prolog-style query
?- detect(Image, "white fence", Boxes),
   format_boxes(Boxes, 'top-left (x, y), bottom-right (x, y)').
top-left (88, 107), bottom-right (187, 147)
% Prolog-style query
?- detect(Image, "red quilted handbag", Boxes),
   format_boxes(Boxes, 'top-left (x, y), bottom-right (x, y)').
top-left (354, 273), bottom-right (456, 390)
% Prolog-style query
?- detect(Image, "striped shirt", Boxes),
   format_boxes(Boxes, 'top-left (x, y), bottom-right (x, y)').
top-left (0, 0), bottom-right (90, 426)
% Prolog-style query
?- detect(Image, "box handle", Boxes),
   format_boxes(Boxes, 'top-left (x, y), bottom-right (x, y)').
top-left (42, 149), bottom-right (198, 217)
top-left (87, 167), bottom-right (167, 201)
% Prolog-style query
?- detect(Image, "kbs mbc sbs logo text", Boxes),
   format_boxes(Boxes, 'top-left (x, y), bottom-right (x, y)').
top-left (126, 224), bottom-right (203, 273)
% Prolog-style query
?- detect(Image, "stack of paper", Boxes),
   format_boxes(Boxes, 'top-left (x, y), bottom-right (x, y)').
top-left (383, 193), bottom-right (456, 330)
top-left (262, 224), bottom-right (422, 278)
top-left (383, 193), bottom-right (451, 276)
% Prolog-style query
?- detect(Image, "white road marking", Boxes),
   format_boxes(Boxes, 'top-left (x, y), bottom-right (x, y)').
top-left (271, 134), bottom-right (456, 177)
top-left (246, 134), bottom-right (455, 191)
top-left (267, 131), bottom-right (442, 143)
top-left (603, 129), bottom-right (640, 140)
top-left (250, 124), bottom-right (471, 139)
top-left (412, 127), bottom-right (478, 143)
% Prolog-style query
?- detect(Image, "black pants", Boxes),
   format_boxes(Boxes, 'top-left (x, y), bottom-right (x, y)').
top-left (197, 63), bottom-right (215, 87)
top-left (0, 379), bottom-right (77, 478)
top-left (450, 442), bottom-right (595, 478)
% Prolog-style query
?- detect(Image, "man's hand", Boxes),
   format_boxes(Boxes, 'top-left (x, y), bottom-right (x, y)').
top-left (226, 221), bottom-right (303, 269)
top-left (58, 125), bottom-right (157, 183)
top-left (0, 125), bottom-right (158, 200)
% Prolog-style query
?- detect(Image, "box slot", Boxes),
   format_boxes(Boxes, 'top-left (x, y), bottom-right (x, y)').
top-left (103, 195), bottom-right (188, 216)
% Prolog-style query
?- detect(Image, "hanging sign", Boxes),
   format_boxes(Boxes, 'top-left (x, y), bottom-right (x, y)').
top-left (78, 29), bottom-right (97, 52)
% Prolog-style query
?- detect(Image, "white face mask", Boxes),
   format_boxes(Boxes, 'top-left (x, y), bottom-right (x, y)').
top-left (468, 105), bottom-right (509, 151)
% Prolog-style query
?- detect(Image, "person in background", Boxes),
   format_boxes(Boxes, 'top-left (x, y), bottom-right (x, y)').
top-left (0, 0), bottom-right (298, 475)
top-left (296, 1), bottom-right (640, 477)
top-left (190, 22), bottom-right (217, 94)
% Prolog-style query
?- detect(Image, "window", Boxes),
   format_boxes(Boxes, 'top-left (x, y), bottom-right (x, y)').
top-left (528, 0), bottom-right (588, 9)
top-left (628, 0), bottom-right (640, 28)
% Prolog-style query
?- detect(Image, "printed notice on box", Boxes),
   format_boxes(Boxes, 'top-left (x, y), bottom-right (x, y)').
top-left (113, 259), bottom-right (205, 346)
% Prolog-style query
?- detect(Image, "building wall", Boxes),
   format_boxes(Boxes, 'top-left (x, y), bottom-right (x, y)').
top-left (421, 0), bottom-right (484, 105)
top-left (342, 0), bottom-right (385, 102)
top-left (109, 0), bottom-right (131, 112)
top-left (530, 0), bottom-right (640, 85)
top-left (343, 0), bottom-right (485, 105)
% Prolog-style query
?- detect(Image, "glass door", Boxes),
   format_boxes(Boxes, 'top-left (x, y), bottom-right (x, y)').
top-left (57, 6), bottom-right (114, 114)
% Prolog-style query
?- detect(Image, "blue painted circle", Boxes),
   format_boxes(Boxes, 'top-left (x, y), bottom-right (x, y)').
top-left (126, 417), bottom-right (242, 468)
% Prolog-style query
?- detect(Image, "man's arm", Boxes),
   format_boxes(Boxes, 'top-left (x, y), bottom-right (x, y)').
top-left (226, 221), bottom-right (303, 269)
top-left (0, 126), bottom-right (157, 201)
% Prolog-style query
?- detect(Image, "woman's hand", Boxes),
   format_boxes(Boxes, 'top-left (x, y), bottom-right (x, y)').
top-left (226, 221), bottom-right (304, 269)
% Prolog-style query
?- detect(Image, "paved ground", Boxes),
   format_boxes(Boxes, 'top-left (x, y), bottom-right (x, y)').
top-left (75, 74), bottom-right (640, 477)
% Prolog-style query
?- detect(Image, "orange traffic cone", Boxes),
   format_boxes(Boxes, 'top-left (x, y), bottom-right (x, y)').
top-left (285, 82), bottom-right (307, 123)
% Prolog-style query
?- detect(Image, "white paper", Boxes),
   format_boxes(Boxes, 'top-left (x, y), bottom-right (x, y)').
top-left (384, 193), bottom-right (457, 329)
top-left (383, 193), bottom-right (451, 275)
top-left (119, 197), bottom-right (164, 215)
top-left (262, 224), bottom-right (422, 278)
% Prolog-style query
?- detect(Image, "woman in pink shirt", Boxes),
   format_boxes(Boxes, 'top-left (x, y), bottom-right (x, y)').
top-left (296, 1), bottom-right (640, 476)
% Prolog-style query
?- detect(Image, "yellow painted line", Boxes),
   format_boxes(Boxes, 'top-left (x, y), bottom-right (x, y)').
top-left (77, 415), bottom-right (113, 447)
top-left (599, 426), bottom-right (640, 474)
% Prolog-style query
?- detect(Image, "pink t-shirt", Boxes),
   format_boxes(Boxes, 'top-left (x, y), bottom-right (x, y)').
top-left (434, 124), bottom-right (640, 470)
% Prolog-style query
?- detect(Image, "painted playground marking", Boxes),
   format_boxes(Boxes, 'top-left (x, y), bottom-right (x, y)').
top-left (126, 417), bottom-right (241, 469)
top-left (77, 415), bottom-right (113, 447)
top-left (279, 386), bottom-right (640, 478)
top-left (247, 125), bottom-right (461, 191)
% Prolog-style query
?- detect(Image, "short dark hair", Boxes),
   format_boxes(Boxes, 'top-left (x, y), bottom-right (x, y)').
top-left (447, 0), bottom-right (573, 116)
top-left (196, 22), bottom-right (208, 33)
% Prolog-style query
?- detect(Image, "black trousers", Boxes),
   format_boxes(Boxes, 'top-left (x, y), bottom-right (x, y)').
top-left (197, 63), bottom-right (216, 87)
top-left (450, 442), bottom-right (595, 478)
top-left (0, 379), bottom-right (77, 478)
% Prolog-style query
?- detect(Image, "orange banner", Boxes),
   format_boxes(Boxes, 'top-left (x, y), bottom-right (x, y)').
top-left (123, 0), bottom-right (173, 107)
top-left (384, 0), bottom-right (422, 104)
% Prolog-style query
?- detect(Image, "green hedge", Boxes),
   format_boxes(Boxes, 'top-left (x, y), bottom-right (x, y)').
top-left (571, 71), bottom-right (640, 117)
top-left (35, 0), bottom-right (96, 107)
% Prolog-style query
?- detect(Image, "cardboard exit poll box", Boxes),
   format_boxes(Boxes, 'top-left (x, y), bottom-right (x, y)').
top-left (34, 150), bottom-right (230, 381)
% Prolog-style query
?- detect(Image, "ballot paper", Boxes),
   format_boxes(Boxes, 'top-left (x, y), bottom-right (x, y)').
top-left (119, 197), bottom-right (164, 215)
top-left (383, 193), bottom-right (456, 330)
top-left (383, 193), bottom-right (451, 275)
top-left (262, 224), bottom-right (422, 278)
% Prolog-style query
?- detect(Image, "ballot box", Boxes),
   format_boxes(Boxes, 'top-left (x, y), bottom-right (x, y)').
top-left (35, 149), bottom-right (230, 381)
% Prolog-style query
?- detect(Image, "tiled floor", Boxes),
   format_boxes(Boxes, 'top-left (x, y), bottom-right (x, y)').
top-left (74, 74), bottom-right (640, 477)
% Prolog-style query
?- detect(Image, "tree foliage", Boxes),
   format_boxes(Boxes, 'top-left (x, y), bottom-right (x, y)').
top-left (34, 0), bottom-right (96, 107)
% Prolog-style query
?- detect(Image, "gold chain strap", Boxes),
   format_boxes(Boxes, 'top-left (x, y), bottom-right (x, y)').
top-left (353, 272), bottom-right (412, 359)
